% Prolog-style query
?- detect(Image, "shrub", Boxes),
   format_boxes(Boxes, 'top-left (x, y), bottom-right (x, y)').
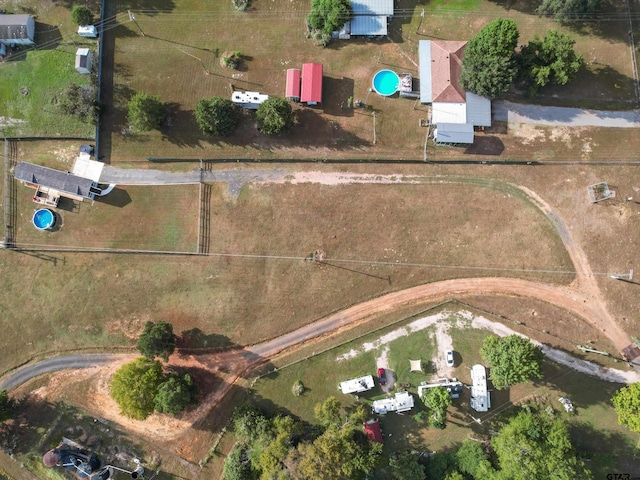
top-left (291, 380), bottom-right (305, 396)
top-left (72, 5), bottom-right (93, 26)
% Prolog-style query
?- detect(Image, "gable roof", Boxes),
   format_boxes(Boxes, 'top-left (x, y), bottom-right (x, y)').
top-left (351, 0), bottom-right (393, 16)
top-left (363, 419), bottom-right (383, 443)
top-left (14, 162), bottom-right (96, 199)
top-left (430, 41), bottom-right (466, 103)
top-left (0, 14), bottom-right (33, 40)
top-left (301, 63), bottom-right (323, 104)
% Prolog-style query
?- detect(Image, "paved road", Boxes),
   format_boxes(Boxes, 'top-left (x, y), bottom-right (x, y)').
top-left (494, 100), bottom-right (640, 128)
top-left (0, 354), bottom-right (135, 391)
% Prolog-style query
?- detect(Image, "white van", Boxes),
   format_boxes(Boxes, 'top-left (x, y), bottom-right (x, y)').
top-left (78, 25), bottom-right (98, 38)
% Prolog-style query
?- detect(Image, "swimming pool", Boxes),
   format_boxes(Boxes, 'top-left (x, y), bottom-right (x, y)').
top-left (33, 208), bottom-right (55, 230)
top-left (372, 70), bottom-right (400, 96)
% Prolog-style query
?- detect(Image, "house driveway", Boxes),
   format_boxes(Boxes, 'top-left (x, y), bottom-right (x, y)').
top-left (493, 100), bottom-right (640, 128)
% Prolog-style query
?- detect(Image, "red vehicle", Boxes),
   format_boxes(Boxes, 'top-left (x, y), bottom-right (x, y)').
top-left (377, 368), bottom-right (387, 386)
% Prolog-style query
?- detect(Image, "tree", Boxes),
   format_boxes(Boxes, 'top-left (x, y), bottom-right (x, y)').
top-left (389, 451), bottom-right (425, 480)
top-left (0, 391), bottom-right (13, 423)
top-left (460, 18), bottom-right (519, 99)
top-left (154, 373), bottom-right (196, 414)
top-left (194, 97), bottom-right (239, 136)
top-left (137, 320), bottom-right (176, 361)
top-left (232, 404), bottom-right (272, 443)
top-left (480, 334), bottom-right (543, 389)
top-left (307, 0), bottom-right (353, 35)
top-left (223, 443), bottom-right (258, 480)
top-left (421, 386), bottom-right (451, 429)
top-left (491, 411), bottom-right (592, 479)
top-left (456, 440), bottom-right (491, 478)
top-left (520, 30), bottom-right (583, 95)
top-left (72, 5), bottom-right (93, 26)
top-left (314, 396), bottom-right (342, 426)
top-left (536, 0), bottom-right (600, 23)
top-left (110, 358), bottom-right (165, 420)
top-left (256, 97), bottom-right (295, 135)
top-left (612, 383), bottom-right (640, 433)
top-left (127, 92), bottom-right (165, 131)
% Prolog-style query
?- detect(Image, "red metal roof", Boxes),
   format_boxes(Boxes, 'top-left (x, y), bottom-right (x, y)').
top-left (301, 63), bottom-right (323, 104)
top-left (363, 419), bottom-right (383, 443)
top-left (285, 68), bottom-right (301, 100)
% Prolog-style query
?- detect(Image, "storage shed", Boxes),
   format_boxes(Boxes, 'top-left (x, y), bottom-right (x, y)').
top-left (285, 68), bottom-right (301, 102)
top-left (363, 419), bottom-right (383, 443)
top-left (433, 123), bottom-right (475, 144)
top-left (301, 63), bottom-right (323, 106)
top-left (75, 48), bottom-right (92, 74)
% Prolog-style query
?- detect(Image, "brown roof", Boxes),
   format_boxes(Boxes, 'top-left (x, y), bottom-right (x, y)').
top-left (431, 41), bottom-right (466, 103)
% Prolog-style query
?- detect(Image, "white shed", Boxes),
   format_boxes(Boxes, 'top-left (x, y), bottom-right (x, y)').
top-left (75, 48), bottom-right (92, 74)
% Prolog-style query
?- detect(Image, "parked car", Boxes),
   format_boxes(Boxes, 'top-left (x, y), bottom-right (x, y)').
top-left (446, 350), bottom-right (454, 367)
top-left (377, 368), bottom-right (387, 386)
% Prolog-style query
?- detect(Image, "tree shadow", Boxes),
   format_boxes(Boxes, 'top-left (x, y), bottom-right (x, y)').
top-left (158, 103), bottom-right (204, 148)
top-left (177, 328), bottom-right (235, 350)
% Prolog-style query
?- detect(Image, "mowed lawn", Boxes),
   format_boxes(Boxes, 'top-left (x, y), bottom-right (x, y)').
top-left (100, 0), bottom-right (638, 162)
top-left (251, 308), bottom-right (639, 476)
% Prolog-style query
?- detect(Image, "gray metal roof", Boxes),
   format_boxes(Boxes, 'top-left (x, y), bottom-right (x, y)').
top-left (351, 15), bottom-right (387, 36)
top-left (419, 40), bottom-right (432, 104)
top-left (351, 0), bottom-right (393, 16)
top-left (0, 14), bottom-right (33, 41)
top-left (14, 162), bottom-right (96, 199)
top-left (465, 91), bottom-right (492, 127)
top-left (434, 123), bottom-right (474, 144)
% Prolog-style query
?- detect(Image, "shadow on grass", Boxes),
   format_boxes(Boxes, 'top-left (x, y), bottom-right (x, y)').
top-left (323, 76), bottom-right (355, 117)
top-left (95, 187), bottom-right (132, 208)
top-left (34, 23), bottom-right (63, 51)
top-left (178, 329), bottom-right (235, 350)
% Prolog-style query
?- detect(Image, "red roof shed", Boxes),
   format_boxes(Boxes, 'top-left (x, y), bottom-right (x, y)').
top-left (301, 63), bottom-right (323, 105)
top-left (363, 419), bottom-right (383, 444)
top-left (286, 68), bottom-right (301, 102)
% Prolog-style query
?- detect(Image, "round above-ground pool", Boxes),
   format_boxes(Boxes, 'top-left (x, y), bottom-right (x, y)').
top-left (33, 208), bottom-right (56, 230)
top-left (372, 69), bottom-right (400, 96)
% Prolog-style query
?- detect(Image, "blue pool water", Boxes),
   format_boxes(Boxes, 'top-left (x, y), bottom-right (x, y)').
top-left (33, 208), bottom-right (55, 230)
top-left (372, 70), bottom-right (400, 96)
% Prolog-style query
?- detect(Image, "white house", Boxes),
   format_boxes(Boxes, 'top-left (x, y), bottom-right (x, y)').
top-left (339, 375), bottom-right (375, 394)
top-left (75, 48), bottom-right (92, 74)
top-left (0, 14), bottom-right (35, 46)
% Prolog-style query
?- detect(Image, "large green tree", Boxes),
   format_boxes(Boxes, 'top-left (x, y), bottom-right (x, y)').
top-left (307, 0), bottom-right (353, 35)
top-left (460, 18), bottom-right (519, 99)
top-left (223, 443), bottom-right (257, 480)
top-left (520, 30), bottom-right (583, 95)
top-left (314, 396), bottom-right (342, 426)
top-left (421, 386), bottom-right (452, 429)
top-left (110, 358), bottom-right (165, 420)
top-left (536, 0), bottom-right (601, 23)
top-left (72, 5), bottom-right (93, 26)
top-left (194, 97), bottom-right (239, 136)
top-left (456, 440), bottom-right (493, 478)
top-left (491, 411), bottom-right (592, 479)
top-left (137, 320), bottom-right (176, 361)
top-left (480, 334), bottom-right (544, 389)
top-left (0, 391), bottom-right (13, 423)
top-left (256, 97), bottom-right (295, 135)
top-left (154, 373), bottom-right (196, 414)
top-left (389, 451), bottom-right (425, 480)
top-left (612, 382), bottom-right (640, 433)
top-left (127, 92), bottom-right (165, 131)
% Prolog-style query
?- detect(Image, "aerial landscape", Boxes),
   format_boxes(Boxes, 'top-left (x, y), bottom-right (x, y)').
top-left (1, 0), bottom-right (640, 479)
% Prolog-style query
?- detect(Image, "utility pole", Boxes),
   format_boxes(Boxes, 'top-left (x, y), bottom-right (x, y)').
top-left (416, 9), bottom-right (425, 35)
top-left (128, 10), bottom-right (145, 36)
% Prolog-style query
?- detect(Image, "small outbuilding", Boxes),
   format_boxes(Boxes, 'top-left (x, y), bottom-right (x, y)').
top-left (75, 48), bottom-right (92, 74)
top-left (433, 123), bottom-right (475, 145)
top-left (0, 14), bottom-right (35, 46)
top-left (285, 68), bottom-right (301, 102)
top-left (363, 419), bottom-right (383, 443)
top-left (301, 63), bottom-right (323, 106)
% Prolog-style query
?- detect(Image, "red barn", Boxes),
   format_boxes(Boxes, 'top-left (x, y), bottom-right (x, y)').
top-left (285, 68), bottom-right (301, 102)
top-left (301, 63), bottom-right (323, 106)
top-left (363, 419), bottom-right (383, 444)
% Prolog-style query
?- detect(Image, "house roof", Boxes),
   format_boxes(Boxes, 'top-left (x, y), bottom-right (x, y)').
top-left (432, 102), bottom-right (467, 125)
top-left (351, 0), bottom-right (393, 16)
top-left (285, 68), bottom-right (301, 99)
top-left (465, 91), bottom-right (492, 127)
top-left (301, 63), bottom-right (323, 104)
top-left (430, 40), bottom-right (466, 103)
top-left (363, 419), bottom-right (383, 443)
top-left (0, 14), bottom-right (33, 41)
top-left (15, 162), bottom-right (96, 199)
top-left (351, 15), bottom-right (387, 36)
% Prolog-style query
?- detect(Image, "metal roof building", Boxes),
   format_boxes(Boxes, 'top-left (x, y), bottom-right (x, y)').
top-left (351, 0), bottom-right (393, 16)
top-left (285, 68), bottom-right (301, 102)
top-left (301, 63), bottom-right (323, 105)
top-left (14, 162), bottom-right (98, 202)
top-left (0, 14), bottom-right (35, 45)
top-left (433, 123), bottom-right (474, 144)
top-left (350, 15), bottom-right (387, 36)
top-left (363, 419), bottom-right (383, 443)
